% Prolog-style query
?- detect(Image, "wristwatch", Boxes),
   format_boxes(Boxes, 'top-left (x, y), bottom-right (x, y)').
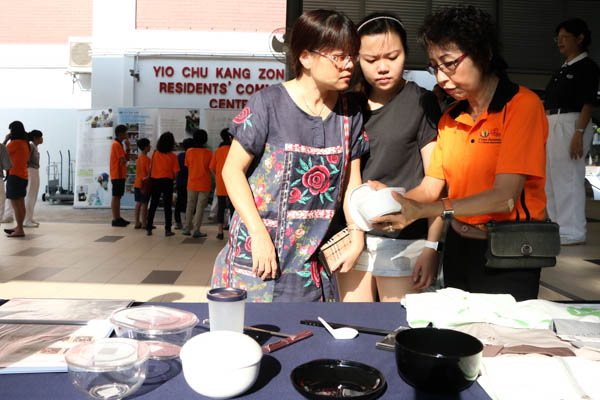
top-left (441, 197), bottom-right (454, 220)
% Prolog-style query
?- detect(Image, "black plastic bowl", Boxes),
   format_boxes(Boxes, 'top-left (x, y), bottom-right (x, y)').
top-left (395, 328), bottom-right (483, 393)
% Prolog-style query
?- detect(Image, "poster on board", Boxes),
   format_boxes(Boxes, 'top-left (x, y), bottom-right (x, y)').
top-left (117, 108), bottom-right (158, 203)
top-left (74, 109), bottom-right (115, 209)
top-left (74, 108), bottom-right (205, 208)
top-left (75, 108), bottom-right (160, 209)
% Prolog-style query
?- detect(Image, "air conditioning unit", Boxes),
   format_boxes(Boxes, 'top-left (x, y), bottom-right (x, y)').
top-left (68, 37), bottom-right (92, 72)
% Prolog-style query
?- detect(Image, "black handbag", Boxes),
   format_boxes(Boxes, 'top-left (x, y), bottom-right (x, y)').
top-left (484, 191), bottom-right (560, 269)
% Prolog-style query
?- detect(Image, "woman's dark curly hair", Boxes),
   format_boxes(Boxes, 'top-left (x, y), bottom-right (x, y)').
top-left (418, 6), bottom-right (508, 78)
top-left (156, 131), bottom-right (175, 153)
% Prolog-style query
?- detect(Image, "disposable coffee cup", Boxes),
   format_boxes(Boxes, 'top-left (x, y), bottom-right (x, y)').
top-left (207, 288), bottom-right (247, 333)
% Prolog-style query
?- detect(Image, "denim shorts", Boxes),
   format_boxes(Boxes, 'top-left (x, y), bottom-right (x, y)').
top-left (354, 234), bottom-right (426, 277)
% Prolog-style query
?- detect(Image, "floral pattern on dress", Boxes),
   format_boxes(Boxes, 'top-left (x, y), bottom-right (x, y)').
top-left (290, 156), bottom-right (339, 205)
top-left (233, 107), bottom-right (253, 130)
top-left (295, 261), bottom-right (327, 288)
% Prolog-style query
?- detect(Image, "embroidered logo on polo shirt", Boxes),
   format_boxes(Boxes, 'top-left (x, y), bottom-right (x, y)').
top-left (478, 128), bottom-right (501, 144)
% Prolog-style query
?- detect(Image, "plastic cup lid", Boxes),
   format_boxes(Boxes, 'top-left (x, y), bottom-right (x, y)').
top-left (207, 287), bottom-right (247, 302)
top-left (110, 306), bottom-right (199, 334)
top-left (65, 338), bottom-right (149, 372)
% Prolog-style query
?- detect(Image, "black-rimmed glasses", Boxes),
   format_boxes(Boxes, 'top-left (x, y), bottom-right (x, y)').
top-left (427, 54), bottom-right (467, 75)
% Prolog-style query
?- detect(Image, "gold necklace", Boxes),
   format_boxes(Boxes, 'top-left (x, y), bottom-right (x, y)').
top-left (301, 88), bottom-right (327, 117)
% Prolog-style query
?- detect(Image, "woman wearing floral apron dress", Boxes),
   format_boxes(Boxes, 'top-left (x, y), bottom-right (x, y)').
top-left (212, 10), bottom-right (369, 302)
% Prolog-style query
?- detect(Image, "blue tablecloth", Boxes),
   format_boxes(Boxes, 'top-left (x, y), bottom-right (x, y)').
top-left (0, 302), bottom-right (491, 399)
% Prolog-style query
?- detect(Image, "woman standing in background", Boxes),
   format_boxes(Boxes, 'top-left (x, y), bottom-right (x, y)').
top-left (3, 121), bottom-right (30, 237)
top-left (544, 18), bottom-right (599, 246)
top-left (24, 129), bottom-right (43, 228)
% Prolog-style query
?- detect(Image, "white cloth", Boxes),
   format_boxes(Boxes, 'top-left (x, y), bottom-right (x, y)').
top-left (478, 355), bottom-right (600, 400)
top-left (24, 167), bottom-right (40, 223)
top-left (545, 112), bottom-right (593, 243)
top-left (403, 288), bottom-right (600, 330)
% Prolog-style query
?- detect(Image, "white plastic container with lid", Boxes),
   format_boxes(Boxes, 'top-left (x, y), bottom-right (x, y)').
top-left (206, 288), bottom-right (247, 333)
top-left (65, 338), bottom-right (150, 400)
top-left (109, 306), bottom-right (199, 359)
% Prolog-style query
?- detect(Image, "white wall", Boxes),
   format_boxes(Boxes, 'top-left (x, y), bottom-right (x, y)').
top-left (0, 44), bottom-right (91, 109)
top-left (0, 109), bottom-right (79, 201)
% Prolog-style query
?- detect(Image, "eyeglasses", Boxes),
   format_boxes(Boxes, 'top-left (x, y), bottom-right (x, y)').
top-left (427, 54), bottom-right (467, 75)
top-left (554, 34), bottom-right (574, 43)
top-left (311, 50), bottom-right (357, 69)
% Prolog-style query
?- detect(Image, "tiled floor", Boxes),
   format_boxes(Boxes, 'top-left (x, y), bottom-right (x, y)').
top-left (0, 200), bottom-right (599, 302)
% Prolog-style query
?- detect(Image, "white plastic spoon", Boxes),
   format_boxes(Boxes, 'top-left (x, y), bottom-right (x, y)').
top-left (318, 317), bottom-right (358, 340)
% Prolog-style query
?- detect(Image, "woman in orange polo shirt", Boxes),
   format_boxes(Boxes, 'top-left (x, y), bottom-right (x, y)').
top-left (209, 128), bottom-right (234, 240)
top-left (146, 132), bottom-right (180, 236)
top-left (370, 6), bottom-right (548, 301)
top-left (183, 129), bottom-right (212, 238)
top-left (3, 121), bottom-right (30, 238)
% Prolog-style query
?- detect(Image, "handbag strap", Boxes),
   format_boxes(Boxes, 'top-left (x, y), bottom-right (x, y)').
top-left (502, 105), bottom-right (532, 222)
top-left (337, 94), bottom-right (351, 188)
top-left (515, 189), bottom-right (531, 221)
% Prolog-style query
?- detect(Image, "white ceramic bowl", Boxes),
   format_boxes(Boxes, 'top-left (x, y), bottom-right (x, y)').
top-left (180, 331), bottom-right (262, 399)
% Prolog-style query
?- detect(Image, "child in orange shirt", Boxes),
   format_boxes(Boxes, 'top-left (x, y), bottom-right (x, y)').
top-left (183, 129), bottom-right (212, 238)
top-left (110, 125), bottom-right (131, 227)
top-left (133, 138), bottom-right (152, 229)
top-left (210, 128), bottom-right (234, 240)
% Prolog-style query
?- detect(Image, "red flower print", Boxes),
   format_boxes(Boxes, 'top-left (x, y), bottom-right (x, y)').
top-left (285, 227), bottom-right (293, 236)
top-left (254, 195), bottom-right (264, 209)
top-left (289, 187), bottom-right (302, 203)
top-left (310, 261), bottom-right (321, 288)
top-left (362, 129), bottom-right (369, 141)
top-left (244, 236), bottom-right (252, 253)
top-left (302, 165), bottom-right (330, 195)
top-left (233, 107), bottom-right (251, 124)
top-left (235, 246), bottom-right (241, 257)
top-left (326, 154), bottom-right (339, 164)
